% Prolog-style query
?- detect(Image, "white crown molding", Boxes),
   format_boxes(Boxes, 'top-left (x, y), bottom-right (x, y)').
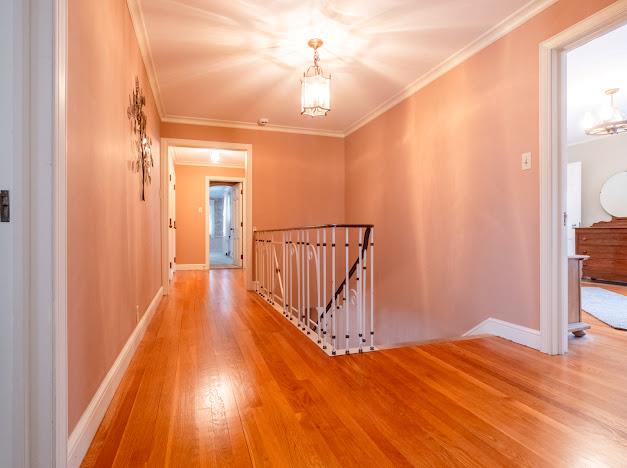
top-left (127, 0), bottom-right (166, 119)
top-left (464, 317), bottom-right (541, 350)
top-left (174, 161), bottom-right (245, 169)
top-left (128, 0), bottom-right (556, 139)
top-left (343, 0), bottom-right (559, 136)
top-left (162, 115), bottom-right (345, 138)
top-left (67, 287), bottom-right (163, 468)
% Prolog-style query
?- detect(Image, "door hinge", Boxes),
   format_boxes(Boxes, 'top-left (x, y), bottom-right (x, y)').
top-left (0, 190), bottom-right (9, 222)
top-left (240, 221), bottom-right (243, 227)
top-left (563, 211), bottom-right (568, 227)
top-left (241, 254), bottom-right (243, 260)
top-left (169, 218), bottom-right (172, 228)
top-left (169, 262), bottom-right (172, 269)
top-left (174, 256), bottom-right (176, 263)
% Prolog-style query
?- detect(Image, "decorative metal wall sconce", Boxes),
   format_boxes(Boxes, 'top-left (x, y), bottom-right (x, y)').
top-left (127, 77), bottom-right (153, 201)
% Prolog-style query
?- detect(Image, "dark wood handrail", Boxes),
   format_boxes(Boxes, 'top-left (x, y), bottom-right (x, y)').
top-left (254, 223), bottom-right (374, 233)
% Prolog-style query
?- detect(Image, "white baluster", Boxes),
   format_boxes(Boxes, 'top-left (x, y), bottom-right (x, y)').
top-left (331, 227), bottom-right (337, 355)
top-left (358, 227), bottom-right (363, 353)
top-left (370, 227), bottom-right (375, 350)
top-left (345, 227), bottom-right (350, 353)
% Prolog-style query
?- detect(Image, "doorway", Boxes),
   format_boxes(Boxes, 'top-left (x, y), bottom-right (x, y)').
top-left (539, 2), bottom-right (627, 354)
top-left (209, 181), bottom-right (243, 269)
top-left (161, 138), bottom-right (254, 289)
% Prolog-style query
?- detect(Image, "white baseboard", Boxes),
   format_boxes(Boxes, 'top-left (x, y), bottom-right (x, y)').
top-left (464, 317), bottom-right (541, 350)
top-left (67, 286), bottom-right (163, 468)
top-left (175, 263), bottom-right (207, 271)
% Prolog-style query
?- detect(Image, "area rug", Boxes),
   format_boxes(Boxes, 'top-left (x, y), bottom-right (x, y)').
top-left (581, 287), bottom-right (627, 331)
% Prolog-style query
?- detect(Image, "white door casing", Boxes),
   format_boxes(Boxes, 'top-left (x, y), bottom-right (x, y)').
top-left (168, 154), bottom-right (176, 279)
top-left (232, 182), bottom-right (243, 267)
top-left (566, 162), bottom-right (582, 255)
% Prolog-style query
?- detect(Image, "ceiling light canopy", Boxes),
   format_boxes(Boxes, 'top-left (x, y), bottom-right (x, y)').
top-left (583, 88), bottom-right (627, 136)
top-left (301, 38), bottom-right (331, 117)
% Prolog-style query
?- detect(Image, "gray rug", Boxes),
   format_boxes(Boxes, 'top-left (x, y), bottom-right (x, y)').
top-left (581, 287), bottom-right (627, 331)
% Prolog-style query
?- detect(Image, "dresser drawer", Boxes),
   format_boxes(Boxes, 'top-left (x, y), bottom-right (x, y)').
top-left (577, 244), bottom-right (627, 260)
top-left (576, 229), bottom-right (627, 246)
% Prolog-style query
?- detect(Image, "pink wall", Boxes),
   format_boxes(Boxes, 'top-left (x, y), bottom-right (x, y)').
top-left (161, 123), bottom-right (346, 229)
top-left (67, 0), bottom-right (162, 431)
top-left (344, 0), bottom-right (616, 345)
top-left (175, 165), bottom-right (245, 264)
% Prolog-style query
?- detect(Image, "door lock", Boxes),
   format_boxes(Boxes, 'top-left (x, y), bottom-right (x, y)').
top-left (0, 190), bottom-right (9, 222)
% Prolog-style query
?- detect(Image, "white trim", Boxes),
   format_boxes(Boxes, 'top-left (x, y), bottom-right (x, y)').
top-left (126, 0), bottom-right (166, 118)
top-left (175, 264), bottom-right (208, 271)
top-left (162, 138), bottom-right (254, 290)
top-left (174, 161), bottom-right (245, 169)
top-left (344, 0), bottom-right (558, 135)
top-left (162, 115), bottom-right (344, 138)
top-left (539, 0), bottom-right (627, 355)
top-left (67, 287), bottom-right (163, 468)
top-left (54, 0), bottom-right (69, 464)
top-left (464, 318), bottom-right (541, 350)
top-left (205, 176), bottom-right (246, 271)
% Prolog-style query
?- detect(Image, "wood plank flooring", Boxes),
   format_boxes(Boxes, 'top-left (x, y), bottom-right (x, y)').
top-left (81, 270), bottom-right (627, 467)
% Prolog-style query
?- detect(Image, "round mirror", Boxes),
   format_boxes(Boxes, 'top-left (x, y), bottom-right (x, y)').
top-left (600, 171), bottom-right (627, 218)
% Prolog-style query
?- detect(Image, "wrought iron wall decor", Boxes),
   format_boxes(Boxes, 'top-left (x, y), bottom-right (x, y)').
top-left (127, 77), bottom-right (153, 201)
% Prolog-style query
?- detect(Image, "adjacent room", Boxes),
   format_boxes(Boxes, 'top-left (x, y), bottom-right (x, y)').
top-left (209, 182), bottom-right (243, 269)
top-left (169, 146), bottom-right (247, 272)
top-left (565, 23), bottom-right (627, 341)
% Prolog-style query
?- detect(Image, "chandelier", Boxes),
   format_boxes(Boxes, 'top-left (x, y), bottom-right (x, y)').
top-left (301, 38), bottom-right (331, 117)
top-left (583, 88), bottom-right (627, 136)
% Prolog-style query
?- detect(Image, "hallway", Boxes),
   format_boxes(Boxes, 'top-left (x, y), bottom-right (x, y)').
top-left (82, 270), bottom-right (627, 467)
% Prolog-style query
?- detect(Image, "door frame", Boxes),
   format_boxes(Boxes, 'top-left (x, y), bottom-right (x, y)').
top-left (160, 138), bottom-right (254, 290)
top-left (206, 176), bottom-right (246, 270)
top-left (538, 0), bottom-right (627, 355)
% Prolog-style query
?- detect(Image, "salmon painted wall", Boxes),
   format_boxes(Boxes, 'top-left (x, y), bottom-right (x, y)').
top-left (161, 123), bottom-right (346, 230)
top-left (67, 0), bottom-right (162, 431)
top-left (344, 0), bottom-right (616, 345)
top-left (175, 165), bottom-right (245, 264)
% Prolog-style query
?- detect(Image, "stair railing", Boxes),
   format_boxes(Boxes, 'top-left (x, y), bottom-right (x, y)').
top-left (254, 224), bottom-right (375, 356)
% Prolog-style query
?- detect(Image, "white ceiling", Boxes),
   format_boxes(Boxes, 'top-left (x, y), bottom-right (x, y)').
top-left (171, 146), bottom-right (246, 167)
top-left (135, 0), bottom-right (536, 133)
top-left (567, 24), bottom-right (627, 145)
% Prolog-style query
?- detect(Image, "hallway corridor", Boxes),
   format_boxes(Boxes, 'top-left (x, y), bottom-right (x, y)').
top-left (81, 270), bottom-right (627, 467)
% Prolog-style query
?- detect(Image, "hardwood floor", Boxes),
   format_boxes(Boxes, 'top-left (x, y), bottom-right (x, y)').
top-left (81, 270), bottom-right (627, 467)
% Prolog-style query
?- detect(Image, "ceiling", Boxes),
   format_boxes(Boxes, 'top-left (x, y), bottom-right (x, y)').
top-left (135, 0), bottom-right (539, 134)
top-left (567, 23), bottom-right (627, 145)
top-left (171, 146), bottom-right (246, 167)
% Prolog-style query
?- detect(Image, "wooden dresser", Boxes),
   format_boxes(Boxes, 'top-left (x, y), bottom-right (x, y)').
top-left (575, 217), bottom-right (627, 283)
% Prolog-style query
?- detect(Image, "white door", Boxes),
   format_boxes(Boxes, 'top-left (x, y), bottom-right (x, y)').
top-left (168, 155), bottom-right (176, 280)
top-left (1, 1), bottom-right (24, 464)
top-left (232, 183), bottom-right (243, 267)
top-left (567, 161), bottom-right (582, 256)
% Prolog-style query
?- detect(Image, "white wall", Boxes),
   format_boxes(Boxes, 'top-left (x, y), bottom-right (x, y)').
top-left (568, 132), bottom-right (627, 227)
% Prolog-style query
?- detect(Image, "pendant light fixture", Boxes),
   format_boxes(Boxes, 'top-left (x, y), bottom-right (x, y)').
top-left (583, 88), bottom-right (627, 136)
top-left (301, 38), bottom-right (331, 117)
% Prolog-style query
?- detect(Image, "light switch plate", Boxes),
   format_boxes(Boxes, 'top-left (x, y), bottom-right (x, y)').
top-left (521, 152), bottom-right (532, 170)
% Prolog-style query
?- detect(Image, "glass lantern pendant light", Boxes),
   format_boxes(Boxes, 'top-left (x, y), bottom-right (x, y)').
top-left (301, 38), bottom-right (331, 117)
top-left (583, 88), bottom-right (627, 136)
